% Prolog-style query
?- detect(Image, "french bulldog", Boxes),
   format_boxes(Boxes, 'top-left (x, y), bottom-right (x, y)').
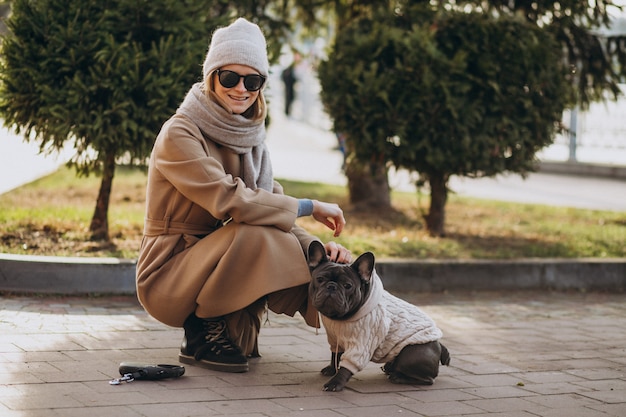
top-left (308, 240), bottom-right (450, 392)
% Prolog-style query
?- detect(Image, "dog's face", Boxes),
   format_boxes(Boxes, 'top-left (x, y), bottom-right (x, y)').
top-left (307, 241), bottom-right (375, 320)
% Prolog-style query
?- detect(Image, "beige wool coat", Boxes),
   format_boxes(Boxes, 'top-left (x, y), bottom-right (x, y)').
top-left (136, 114), bottom-right (320, 338)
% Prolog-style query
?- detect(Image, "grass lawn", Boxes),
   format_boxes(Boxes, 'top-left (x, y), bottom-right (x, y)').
top-left (0, 165), bottom-right (623, 260)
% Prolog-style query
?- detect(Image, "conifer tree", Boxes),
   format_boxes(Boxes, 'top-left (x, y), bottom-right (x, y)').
top-left (0, 0), bottom-right (223, 240)
top-left (319, 1), bottom-right (625, 236)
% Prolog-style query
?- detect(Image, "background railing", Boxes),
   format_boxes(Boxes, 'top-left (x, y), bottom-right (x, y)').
top-left (542, 86), bottom-right (626, 167)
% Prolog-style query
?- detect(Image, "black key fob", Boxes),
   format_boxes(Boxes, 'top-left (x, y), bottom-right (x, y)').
top-left (118, 362), bottom-right (185, 380)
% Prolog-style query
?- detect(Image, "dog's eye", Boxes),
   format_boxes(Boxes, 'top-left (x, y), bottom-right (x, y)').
top-left (316, 277), bottom-right (324, 283)
top-left (343, 283), bottom-right (352, 290)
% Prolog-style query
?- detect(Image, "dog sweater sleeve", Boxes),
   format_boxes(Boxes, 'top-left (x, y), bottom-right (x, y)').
top-left (334, 308), bottom-right (388, 374)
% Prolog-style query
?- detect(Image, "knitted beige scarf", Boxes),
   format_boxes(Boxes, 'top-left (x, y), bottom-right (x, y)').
top-left (176, 83), bottom-right (273, 191)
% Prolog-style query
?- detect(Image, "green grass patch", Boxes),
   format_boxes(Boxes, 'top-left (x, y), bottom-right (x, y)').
top-left (0, 166), bottom-right (623, 259)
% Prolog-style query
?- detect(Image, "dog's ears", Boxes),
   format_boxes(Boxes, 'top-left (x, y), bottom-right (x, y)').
top-left (352, 252), bottom-right (375, 283)
top-left (308, 242), bottom-right (375, 284)
top-left (307, 240), bottom-right (328, 269)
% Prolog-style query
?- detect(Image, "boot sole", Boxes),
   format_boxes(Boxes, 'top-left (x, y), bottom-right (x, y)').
top-left (179, 353), bottom-right (249, 373)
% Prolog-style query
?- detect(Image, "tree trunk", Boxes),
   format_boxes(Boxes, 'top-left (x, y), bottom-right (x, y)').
top-left (424, 172), bottom-right (448, 237)
top-left (345, 156), bottom-right (391, 211)
top-left (89, 152), bottom-right (116, 241)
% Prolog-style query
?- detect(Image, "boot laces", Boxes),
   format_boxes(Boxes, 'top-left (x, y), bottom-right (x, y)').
top-left (203, 320), bottom-right (241, 354)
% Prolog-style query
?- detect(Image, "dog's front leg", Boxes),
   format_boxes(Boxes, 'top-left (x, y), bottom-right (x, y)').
top-left (321, 351), bottom-right (343, 376)
top-left (323, 366), bottom-right (353, 392)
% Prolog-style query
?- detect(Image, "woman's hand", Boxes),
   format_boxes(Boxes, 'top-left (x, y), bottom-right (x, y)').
top-left (324, 241), bottom-right (352, 264)
top-left (311, 200), bottom-right (346, 237)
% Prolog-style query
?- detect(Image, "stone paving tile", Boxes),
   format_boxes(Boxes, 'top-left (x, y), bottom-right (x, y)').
top-left (469, 413), bottom-right (539, 417)
top-left (272, 394), bottom-right (355, 411)
top-left (0, 290), bottom-right (624, 416)
top-left (272, 410), bottom-right (346, 417)
top-left (590, 403), bottom-right (626, 417)
top-left (341, 404), bottom-right (426, 416)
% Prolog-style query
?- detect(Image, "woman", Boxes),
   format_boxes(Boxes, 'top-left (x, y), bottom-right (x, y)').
top-left (136, 18), bottom-right (351, 374)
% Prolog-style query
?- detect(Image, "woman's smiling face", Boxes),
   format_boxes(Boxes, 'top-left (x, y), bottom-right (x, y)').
top-left (213, 64), bottom-right (261, 115)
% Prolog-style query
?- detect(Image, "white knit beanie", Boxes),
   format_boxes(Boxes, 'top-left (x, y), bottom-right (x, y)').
top-left (202, 18), bottom-right (269, 81)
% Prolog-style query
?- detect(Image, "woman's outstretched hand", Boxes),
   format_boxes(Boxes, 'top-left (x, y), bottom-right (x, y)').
top-left (311, 200), bottom-right (346, 237)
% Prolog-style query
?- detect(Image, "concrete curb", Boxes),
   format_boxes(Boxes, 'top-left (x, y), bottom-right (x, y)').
top-left (1, 253), bottom-right (624, 294)
top-left (376, 258), bottom-right (626, 292)
top-left (539, 160), bottom-right (626, 179)
top-left (0, 254), bottom-right (137, 294)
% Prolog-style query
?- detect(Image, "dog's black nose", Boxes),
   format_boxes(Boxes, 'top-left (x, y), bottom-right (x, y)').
top-left (326, 282), bottom-right (337, 291)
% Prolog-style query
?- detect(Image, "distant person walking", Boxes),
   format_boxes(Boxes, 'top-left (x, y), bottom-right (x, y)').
top-left (280, 52), bottom-right (300, 116)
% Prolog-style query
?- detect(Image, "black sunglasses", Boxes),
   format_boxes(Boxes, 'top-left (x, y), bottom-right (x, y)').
top-left (216, 69), bottom-right (266, 91)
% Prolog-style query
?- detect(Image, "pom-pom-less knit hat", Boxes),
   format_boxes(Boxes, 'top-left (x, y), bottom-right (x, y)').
top-left (203, 18), bottom-right (269, 81)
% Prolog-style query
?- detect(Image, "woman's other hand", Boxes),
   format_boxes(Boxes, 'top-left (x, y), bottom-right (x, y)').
top-left (324, 241), bottom-right (352, 264)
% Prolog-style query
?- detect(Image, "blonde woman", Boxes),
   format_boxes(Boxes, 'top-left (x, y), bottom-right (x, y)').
top-left (136, 18), bottom-right (351, 373)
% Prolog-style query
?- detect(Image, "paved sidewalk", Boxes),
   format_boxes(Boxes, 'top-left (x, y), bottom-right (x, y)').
top-left (1, 291), bottom-right (624, 417)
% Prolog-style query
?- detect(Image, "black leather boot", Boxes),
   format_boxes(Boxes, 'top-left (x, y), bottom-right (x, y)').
top-left (179, 313), bottom-right (249, 373)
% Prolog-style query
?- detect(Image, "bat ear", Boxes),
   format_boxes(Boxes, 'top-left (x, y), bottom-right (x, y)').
top-left (352, 252), bottom-right (374, 283)
top-left (307, 240), bottom-right (328, 269)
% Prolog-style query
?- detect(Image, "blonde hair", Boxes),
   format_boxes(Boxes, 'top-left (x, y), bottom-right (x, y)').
top-left (204, 72), bottom-right (267, 121)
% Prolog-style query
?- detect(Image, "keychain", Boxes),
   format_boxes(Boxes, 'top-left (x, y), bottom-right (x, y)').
top-left (109, 363), bottom-right (185, 385)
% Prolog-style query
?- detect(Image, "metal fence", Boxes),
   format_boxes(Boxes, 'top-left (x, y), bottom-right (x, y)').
top-left (542, 90), bottom-right (626, 167)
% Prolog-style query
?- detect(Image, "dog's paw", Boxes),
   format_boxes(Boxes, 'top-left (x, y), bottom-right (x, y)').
top-left (389, 372), bottom-right (434, 385)
top-left (322, 367), bottom-right (352, 392)
top-left (320, 365), bottom-right (337, 377)
top-left (323, 380), bottom-right (344, 391)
